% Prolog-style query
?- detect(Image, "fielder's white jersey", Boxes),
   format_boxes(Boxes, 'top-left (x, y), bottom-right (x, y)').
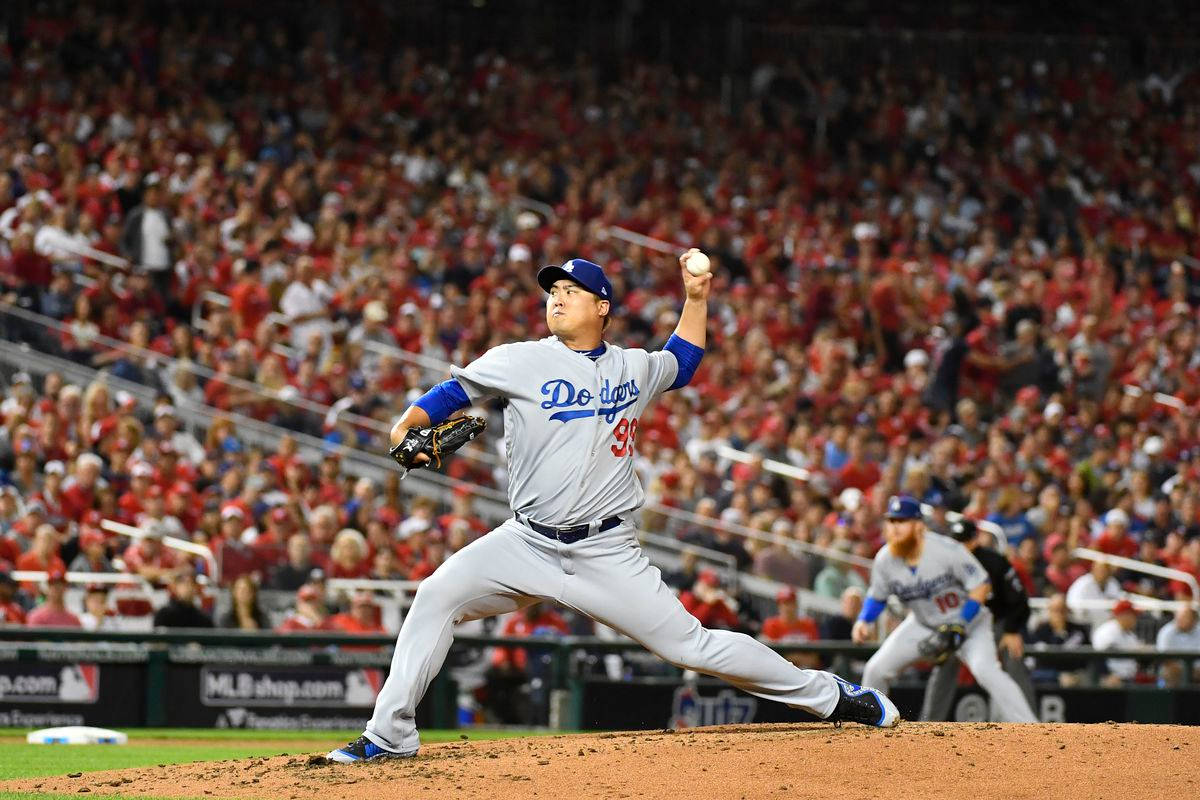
top-left (867, 532), bottom-right (989, 629)
top-left (451, 336), bottom-right (678, 526)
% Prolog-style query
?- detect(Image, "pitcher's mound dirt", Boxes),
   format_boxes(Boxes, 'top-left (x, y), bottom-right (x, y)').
top-left (7, 722), bottom-right (1199, 800)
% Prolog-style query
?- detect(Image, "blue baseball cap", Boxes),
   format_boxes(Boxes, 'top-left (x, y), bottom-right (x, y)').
top-left (537, 259), bottom-right (614, 305)
top-left (884, 495), bottom-right (923, 520)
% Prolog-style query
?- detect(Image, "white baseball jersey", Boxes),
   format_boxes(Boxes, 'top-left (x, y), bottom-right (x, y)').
top-left (450, 336), bottom-right (679, 526)
top-left (867, 533), bottom-right (988, 629)
top-left (360, 334), bottom-right (865, 755)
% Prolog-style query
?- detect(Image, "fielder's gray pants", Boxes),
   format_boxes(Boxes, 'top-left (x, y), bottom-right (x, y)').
top-left (365, 518), bottom-right (844, 753)
top-left (919, 624), bottom-right (1037, 722)
top-left (862, 611), bottom-right (1037, 723)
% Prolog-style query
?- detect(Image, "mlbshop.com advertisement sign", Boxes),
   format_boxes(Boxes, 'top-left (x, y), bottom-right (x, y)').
top-left (200, 667), bottom-right (383, 708)
top-left (0, 663), bottom-right (99, 704)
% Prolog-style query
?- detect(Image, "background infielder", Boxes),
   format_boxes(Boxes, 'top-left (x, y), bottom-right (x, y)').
top-left (920, 518), bottom-right (1036, 721)
top-left (852, 496), bottom-right (1036, 723)
top-left (330, 252), bottom-right (899, 762)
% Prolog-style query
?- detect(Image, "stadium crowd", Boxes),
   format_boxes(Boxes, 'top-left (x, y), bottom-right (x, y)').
top-left (0, 3), bottom-right (1198, 679)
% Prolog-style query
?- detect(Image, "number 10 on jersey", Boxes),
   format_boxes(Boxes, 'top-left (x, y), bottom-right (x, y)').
top-left (611, 418), bottom-right (638, 457)
top-left (934, 592), bottom-right (960, 614)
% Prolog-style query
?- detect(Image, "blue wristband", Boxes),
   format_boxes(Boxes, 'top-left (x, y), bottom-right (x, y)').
top-left (857, 596), bottom-right (886, 624)
top-left (961, 598), bottom-right (981, 623)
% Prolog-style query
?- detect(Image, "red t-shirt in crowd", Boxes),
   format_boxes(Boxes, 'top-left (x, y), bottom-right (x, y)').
top-left (327, 613), bottom-right (385, 635)
top-left (121, 542), bottom-right (180, 573)
top-left (491, 610), bottom-right (570, 671)
top-left (679, 592), bottom-right (742, 630)
top-left (275, 614), bottom-right (335, 633)
top-left (0, 600), bottom-right (26, 623)
top-left (26, 605), bottom-right (82, 627)
top-left (761, 615), bottom-right (820, 642)
top-left (839, 460), bottom-right (882, 491)
top-left (15, 552), bottom-right (67, 575)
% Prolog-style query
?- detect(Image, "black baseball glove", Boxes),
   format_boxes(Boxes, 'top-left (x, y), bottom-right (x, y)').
top-left (388, 416), bottom-right (487, 472)
top-left (918, 622), bottom-right (967, 664)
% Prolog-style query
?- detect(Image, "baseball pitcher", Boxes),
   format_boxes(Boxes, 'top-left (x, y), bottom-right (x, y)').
top-left (919, 518), bottom-right (1037, 721)
top-left (852, 496), bottom-right (1036, 723)
top-left (329, 253), bottom-right (899, 762)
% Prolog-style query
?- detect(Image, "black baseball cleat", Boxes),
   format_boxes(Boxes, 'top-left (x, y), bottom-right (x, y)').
top-left (826, 676), bottom-right (901, 728)
top-left (326, 734), bottom-right (416, 763)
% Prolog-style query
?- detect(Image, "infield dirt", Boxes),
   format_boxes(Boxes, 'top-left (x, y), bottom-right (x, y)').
top-left (5, 722), bottom-right (1197, 800)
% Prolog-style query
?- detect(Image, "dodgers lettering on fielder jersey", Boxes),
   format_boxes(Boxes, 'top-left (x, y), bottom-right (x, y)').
top-left (866, 533), bottom-right (988, 629)
top-left (450, 335), bottom-right (679, 526)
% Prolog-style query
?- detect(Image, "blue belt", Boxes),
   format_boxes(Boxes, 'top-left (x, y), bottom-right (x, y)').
top-left (516, 513), bottom-right (622, 544)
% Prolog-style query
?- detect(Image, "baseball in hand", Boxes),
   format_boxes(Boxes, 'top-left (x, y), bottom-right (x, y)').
top-left (684, 250), bottom-right (711, 276)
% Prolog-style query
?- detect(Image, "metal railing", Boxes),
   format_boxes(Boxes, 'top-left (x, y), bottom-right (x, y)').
top-left (100, 518), bottom-right (220, 583)
top-left (0, 301), bottom-right (385, 433)
top-left (1071, 547), bottom-right (1200, 603)
top-left (651, 503), bottom-right (873, 570)
top-left (9, 570), bottom-right (198, 589)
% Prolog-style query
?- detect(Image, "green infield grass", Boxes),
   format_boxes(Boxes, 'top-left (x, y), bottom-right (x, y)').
top-left (0, 727), bottom-right (541, 799)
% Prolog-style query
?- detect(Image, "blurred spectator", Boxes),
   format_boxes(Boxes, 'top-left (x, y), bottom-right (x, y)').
top-left (120, 176), bottom-right (174, 298)
top-left (0, 572), bottom-right (27, 624)
top-left (219, 574), bottom-right (269, 630)
top-left (1027, 592), bottom-right (1091, 686)
top-left (69, 526), bottom-right (113, 573)
top-left (1043, 537), bottom-right (1087, 594)
top-left (16, 524), bottom-right (67, 578)
top-left (490, 602), bottom-right (569, 673)
top-left (820, 586), bottom-right (864, 641)
top-left (761, 587), bottom-right (820, 668)
top-left (1091, 599), bottom-right (1146, 686)
top-left (270, 533), bottom-right (317, 591)
top-left (152, 572), bottom-right (214, 628)
top-left (812, 543), bottom-right (867, 599)
top-left (152, 406), bottom-right (205, 464)
top-left (276, 582), bottom-right (332, 632)
top-left (328, 591), bottom-right (387, 635)
top-left (26, 570), bottom-right (81, 627)
top-left (1066, 561), bottom-right (1123, 628)
top-left (1156, 605), bottom-right (1200, 687)
top-left (79, 584), bottom-right (118, 631)
top-left (409, 530), bottom-right (449, 581)
top-left (1092, 509), bottom-right (1138, 560)
top-left (985, 487), bottom-right (1037, 549)
top-left (329, 528), bottom-right (370, 579)
top-left (122, 523), bottom-right (181, 584)
top-left (753, 519), bottom-right (812, 586)
top-left (369, 547), bottom-right (406, 580)
top-left (679, 569), bottom-right (744, 631)
top-left (662, 548), bottom-right (702, 592)
top-left (280, 256), bottom-right (334, 353)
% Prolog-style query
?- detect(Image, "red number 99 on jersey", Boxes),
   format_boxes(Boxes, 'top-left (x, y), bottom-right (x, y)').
top-left (611, 418), bottom-right (638, 457)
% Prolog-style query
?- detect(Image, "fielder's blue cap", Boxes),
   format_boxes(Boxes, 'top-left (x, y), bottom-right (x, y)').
top-left (884, 495), bottom-right (923, 520)
top-left (538, 259), bottom-right (614, 305)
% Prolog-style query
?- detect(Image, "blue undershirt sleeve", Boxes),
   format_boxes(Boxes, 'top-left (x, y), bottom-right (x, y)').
top-left (857, 596), bottom-right (887, 624)
top-left (412, 379), bottom-right (471, 425)
top-left (663, 334), bottom-right (704, 391)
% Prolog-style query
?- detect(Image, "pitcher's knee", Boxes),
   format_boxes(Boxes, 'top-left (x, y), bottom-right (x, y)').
top-left (654, 627), bottom-right (711, 669)
top-left (410, 573), bottom-right (467, 618)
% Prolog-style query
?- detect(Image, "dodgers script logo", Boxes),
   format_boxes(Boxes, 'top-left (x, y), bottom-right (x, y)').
top-left (541, 377), bottom-right (640, 423)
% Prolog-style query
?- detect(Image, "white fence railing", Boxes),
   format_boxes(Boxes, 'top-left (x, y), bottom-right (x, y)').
top-left (1071, 547), bottom-right (1200, 603)
top-left (101, 519), bottom-right (220, 583)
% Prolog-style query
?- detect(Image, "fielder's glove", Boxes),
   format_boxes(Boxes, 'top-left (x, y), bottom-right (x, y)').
top-left (918, 622), bottom-right (967, 664)
top-left (389, 416), bottom-right (487, 473)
